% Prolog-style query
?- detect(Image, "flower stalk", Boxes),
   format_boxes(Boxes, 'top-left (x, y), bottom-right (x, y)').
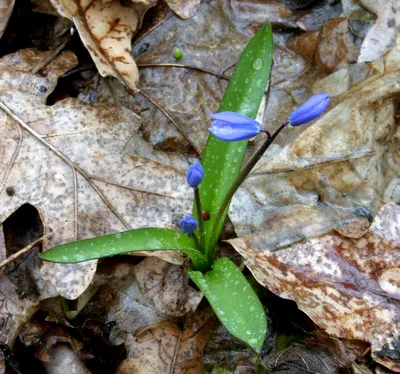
top-left (194, 187), bottom-right (205, 252)
top-left (207, 121), bottom-right (288, 259)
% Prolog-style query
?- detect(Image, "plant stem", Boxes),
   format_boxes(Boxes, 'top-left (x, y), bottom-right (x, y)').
top-left (207, 122), bottom-right (288, 258)
top-left (194, 187), bottom-right (205, 252)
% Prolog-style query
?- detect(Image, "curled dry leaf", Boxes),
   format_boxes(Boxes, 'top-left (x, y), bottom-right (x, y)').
top-left (165, 0), bottom-right (201, 19)
top-left (50, 0), bottom-right (157, 91)
top-left (134, 257), bottom-right (202, 317)
top-left (230, 203), bottom-right (400, 371)
top-left (117, 307), bottom-right (216, 374)
top-left (0, 49), bottom-right (193, 299)
top-left (0, 0), bottom-right (14, 39)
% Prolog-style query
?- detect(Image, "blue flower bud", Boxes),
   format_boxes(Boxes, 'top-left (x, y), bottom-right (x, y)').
top-left (179, 215), bottom-right (199, 235)
top-left (289, 93), bottom-right (330, 126)
top-left (186, 163), bottom-right (204, 188)
top-left (209, 111), bottom-right (261, 141)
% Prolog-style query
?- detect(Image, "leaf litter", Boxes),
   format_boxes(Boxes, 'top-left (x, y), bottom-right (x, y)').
top-left (0, 0), bottom-right (400, 372)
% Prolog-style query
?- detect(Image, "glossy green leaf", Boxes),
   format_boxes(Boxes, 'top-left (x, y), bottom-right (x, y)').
top-left (188, 257), bottom-right (267, 351)
top-left (200, 23), bottom-right (274, 255)
top-left (40, 228), bottom-right (208, 271)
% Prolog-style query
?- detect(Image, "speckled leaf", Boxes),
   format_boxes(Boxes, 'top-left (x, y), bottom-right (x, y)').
top-left (0, 0), bottom-right (14, 39)
top-left (0, 49), bottom-right (193, 299)
top-left (117, 307), bottom-right (216, 373)
top-left (50, 0), bottom-right (157, 91)
top-left (230, 203), bottom-right (400, 371)
top-left (188, 257), bottom-right (267, 351)
top-left (40, 228), bottom-right (208, 271)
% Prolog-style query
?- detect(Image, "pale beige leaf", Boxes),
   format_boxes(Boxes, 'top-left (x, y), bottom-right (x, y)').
top-left (229, 204), bottom-right (400, 372)
top-left (50, 0), bottom-right (157, 91)
top-left (0, 0), bottom-right (14, 39)
top-left (0, 49), bottom-right (193, 299)
top-left (134, 257), bottom-right (203, 317)
top-left (358, 0), bottom-right (400, 62)
top-left (166, 0), bottom-right (200, 19)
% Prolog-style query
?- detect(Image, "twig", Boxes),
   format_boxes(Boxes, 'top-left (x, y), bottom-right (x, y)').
top-left (0, 236), bottom-right (44, 270)
top-left (136, 63), bottom-right (230, 80)
top-left (31, 38), bottom-right (71, 74)
top-left (169, 326), bottom-right (183, 374)
top-left (0, 101), bottom-right (131, 229)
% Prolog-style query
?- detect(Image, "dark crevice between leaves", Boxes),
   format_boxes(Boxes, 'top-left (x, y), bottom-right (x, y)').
top-left (2, 203), bottom-right (44, 300)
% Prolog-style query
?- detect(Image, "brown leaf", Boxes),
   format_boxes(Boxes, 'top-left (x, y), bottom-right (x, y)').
top-left (134, 257), bottom-right (203, 317)
top-left (229, 203), bottom-right (400, 371)
top-left (117, 307), bottom-right (216, 374)
top-left (165, 0), bottom-right (200, 19)
top-left (0, 49), bottom-right (193, 299)
top-left (0, 0), bottom-right (14, 39)
top-left (288, 17), bottom-right (359, 73)
top-left (50, 0), bottom-right (157, 91)
top-left (265, 343), bottom-right (350, 374)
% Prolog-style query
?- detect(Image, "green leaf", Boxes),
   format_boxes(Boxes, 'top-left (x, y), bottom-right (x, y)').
top-left (200, 23), bottom-right (274, 255)
top-left (188, 257), bottom-right (267, 351)
top-left (40, 228), bottom-right (208, 271)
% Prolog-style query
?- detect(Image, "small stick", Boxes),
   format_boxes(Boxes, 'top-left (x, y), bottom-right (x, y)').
top-left (0, 236), bottom-right (44, 269)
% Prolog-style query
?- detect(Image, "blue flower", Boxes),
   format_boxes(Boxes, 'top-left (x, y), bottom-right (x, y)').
top-left (186, 163), bottom-right (204, 188)
top-left (179, 215), bottom-right (198, 234)
top-left (289, 94), bottom-right (330, 126)
top-left (209, 112), bottom-right (261, 141)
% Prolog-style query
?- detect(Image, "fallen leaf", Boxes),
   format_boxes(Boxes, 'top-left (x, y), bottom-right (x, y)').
top-left (50, 0), bottom-right (157, 91)
top-left (288, 17), bottom-right (359, 73)
top-left (165, 0), bottom-right (200, 19)
top-left (117, 307), bottom-right (216, 374)
top-left (0, 0), bottom-right (14, 39)
top-left (358, 0), bottom-right (400, 62)
top-left (230, 203), bottom-right (400, 371)
top-left (0, 48), bottom-right (193, 299)
top-left (134, 257), bottom-right (203, 317)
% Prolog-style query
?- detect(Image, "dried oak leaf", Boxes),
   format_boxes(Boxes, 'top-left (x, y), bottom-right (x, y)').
top-left (0, 0), bottom-right (14, 39)
top-left (117, 307), bottom-right (216, 374)
top-left (0, 48), bottom-right (192, 299)
top-left (50, 0), bottom-right (157, 91)
top-left (165, 0), bottom-right (200, 19)
top-left (230, 203), bottom-right (400, 371)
